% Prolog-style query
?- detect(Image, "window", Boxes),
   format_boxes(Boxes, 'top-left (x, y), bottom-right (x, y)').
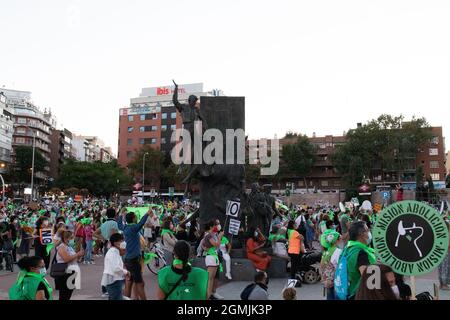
top-left (431, 136), bottom-right (439, 145)
top-left (140, 126), bottom-right (157, 132)
top-left (17, 118), bottom-right (27, 124)
top-left (161, 125), bottom-right (167, 131)
top-left (16, 137), bottom-right (25, 143)
top-left (430, 161), bottom-right (439, 169)
top-left (140, 114), bottom-right (157, 121)
top-left (161, 138), bottom-right (166, 144)
top-left (170, 124), bottom-right (176, 130)
top-left (127, 139), bottom-right (132, 146)
top-left (298, 180), bottom-right (304, 187)
top-left (171, 112), bottom-right (177, 119)
top-left (127, 151), bottom-right (134, 158)
top-left (334, 181), bottom-right (341, 187)
top-left (128, 115), bottom-right (134, 122)
top-left (16, 128), bottom-right (26, 134)
top-left (162, 113), bottom-right (167, 120)
top-left (140, 138), bottom-right (157, 145)
top-left (430, 173), bottom-right (440, 181)
top-left (429, 148), bottom-right (438, 156)
top-left (127, 127), bottom-right (133, 133)
top-left (321, 180), bottom-right (329, 187)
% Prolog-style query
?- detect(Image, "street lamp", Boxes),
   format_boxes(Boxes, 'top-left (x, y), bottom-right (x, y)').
top-left (142, 152), bottom-right (149, 203)
top-left (0, 173), bottom-right (5, 203)
top-left (30, 131), bottom-right (36, 201)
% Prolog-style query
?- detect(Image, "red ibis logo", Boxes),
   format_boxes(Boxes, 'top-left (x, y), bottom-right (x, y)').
top-left (157, 87), bottom-right (170, 95)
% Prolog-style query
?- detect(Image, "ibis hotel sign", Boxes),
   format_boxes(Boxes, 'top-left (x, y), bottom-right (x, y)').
top-left (373, 201), bottom-right (449, 276)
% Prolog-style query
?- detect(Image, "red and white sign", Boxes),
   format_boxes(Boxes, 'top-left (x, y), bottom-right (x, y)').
top-left (140, 83), bottom-right (203, 97)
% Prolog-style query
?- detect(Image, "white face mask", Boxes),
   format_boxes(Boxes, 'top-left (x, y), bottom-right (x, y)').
top-left (366, 231), bottom-right (372, 245)
top-left (391, 285), bottom-right (400, 298)
top-left (217, 225), bottom-right (222, 232)
top-left (119, 242), bottom-right (127, 250)
top-left (254, 231), bottom-right (258, 238)
top-left (39, 267), bottom-right (47, 276)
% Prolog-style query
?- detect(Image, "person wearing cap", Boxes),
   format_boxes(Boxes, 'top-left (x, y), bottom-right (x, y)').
top-left (320, 229), bottom-right (341, 300)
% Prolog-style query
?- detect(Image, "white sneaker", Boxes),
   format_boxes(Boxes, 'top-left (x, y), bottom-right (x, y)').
top-left (123, 296), bottom-right (131, 300)
top-left (225, 273), bottom-right (232, 280)
top-left (101, 293), bottom-right (109, 298)
top-left (212, 292), bottom-right (225, 300)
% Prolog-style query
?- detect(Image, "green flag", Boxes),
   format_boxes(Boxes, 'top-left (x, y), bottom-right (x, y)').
top-left (143, 252), bottom-right (158, 265)
top-left (46, 243), bottom-right (55, 256)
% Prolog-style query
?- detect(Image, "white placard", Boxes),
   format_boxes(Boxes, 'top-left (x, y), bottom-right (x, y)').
top-left (226, 200), bottom-right (241, 218)
top-left (228, 218), bottom-right (241, 235)
top-left (24, 188), bottom-right (32, 195)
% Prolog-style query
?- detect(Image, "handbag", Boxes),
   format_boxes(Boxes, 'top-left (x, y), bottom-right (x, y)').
top-left (50, 246), bottom-right (68, 278)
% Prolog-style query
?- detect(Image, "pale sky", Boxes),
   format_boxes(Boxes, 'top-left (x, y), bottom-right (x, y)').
top-left (1, 0), bottom-right (450, 155)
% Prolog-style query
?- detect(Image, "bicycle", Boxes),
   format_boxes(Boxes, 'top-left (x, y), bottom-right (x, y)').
top-left (144, 241), bottom-right (167, 275)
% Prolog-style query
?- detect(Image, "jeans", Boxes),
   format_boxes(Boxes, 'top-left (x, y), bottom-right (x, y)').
top-left (107, 280), bottom-right (125, 300)
top-left (222, 252), bottom-right (232, 276)
top-left (326, 287), bottom-right (335, 300)
top-left (84, 240), bottom-right (93, 262)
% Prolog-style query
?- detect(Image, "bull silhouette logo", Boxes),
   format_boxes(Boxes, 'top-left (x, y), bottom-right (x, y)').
top-left (395, 220), bottom-right (424, 258)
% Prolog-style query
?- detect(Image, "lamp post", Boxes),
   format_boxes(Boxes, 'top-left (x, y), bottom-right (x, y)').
top-left (142, 152), bottom-right (149, 203)
top-left (30, 132), bottom-right (36, 201)
top-left (0, 173), bottom-right (5, 203)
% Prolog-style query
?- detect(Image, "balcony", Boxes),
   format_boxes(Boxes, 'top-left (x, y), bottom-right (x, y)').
top-left (16, 120), bottom-right (51, 134)
top-left (14, 129), bottom-right (51, 144)
top-left (13, 140), bottom-right (50, 153)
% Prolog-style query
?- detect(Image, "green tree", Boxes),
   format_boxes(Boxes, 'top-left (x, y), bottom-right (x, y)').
top-left (331, 114), bottom-right (432, 196)
top-left (127, 146), bottom-right (165, 190)
top-left (57, 159), bottom-right (132, 197)
top-left (10, 146), bottom-right (48, 183)
top-left (162, 163), bottom-right (184, 188)
top-left (283, 131), bottom-right (299, 139)
top-left (281, 134), bottom-right (316, 192)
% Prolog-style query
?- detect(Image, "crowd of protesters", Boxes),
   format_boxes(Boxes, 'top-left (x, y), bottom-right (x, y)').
top-left (0, 194), bottom-right (449, 301)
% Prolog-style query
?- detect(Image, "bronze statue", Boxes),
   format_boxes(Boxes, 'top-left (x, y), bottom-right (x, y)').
top-left (172, 80), bottom-right (206, 192)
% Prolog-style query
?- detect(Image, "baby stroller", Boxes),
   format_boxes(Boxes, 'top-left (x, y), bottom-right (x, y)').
top-left (296, 250), bottom-right (322, 284)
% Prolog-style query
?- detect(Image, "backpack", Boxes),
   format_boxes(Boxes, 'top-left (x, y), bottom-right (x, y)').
top-left (240, 283), bottom-right (257, 300)
top-left (334, 248), bottom-right (349, 300)
top-left (9, 277), bottom-right (27, 300)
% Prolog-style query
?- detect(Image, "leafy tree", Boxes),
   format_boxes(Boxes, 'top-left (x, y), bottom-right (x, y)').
top-left (283, 131), bottom-right (299, 139)
top-left (162, 163), bottom-right (184, 188)
top-left (331, 114), bottom-right (432, 196)
top-left (10, 146), bottom-right (48, 183)
top-left (281, 134), bottom-right (316, 192)
top-left (57, 159), bottom-right (132, 197)
top-left (127, 146), bottom-right (165, 190)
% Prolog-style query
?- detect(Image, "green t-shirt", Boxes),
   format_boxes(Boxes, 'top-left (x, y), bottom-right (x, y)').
top-left (158, 266), bottom-right (208, 300)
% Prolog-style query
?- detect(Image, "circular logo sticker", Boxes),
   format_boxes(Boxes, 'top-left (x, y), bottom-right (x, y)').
top-left (373, 200), bottom-right (449, 276)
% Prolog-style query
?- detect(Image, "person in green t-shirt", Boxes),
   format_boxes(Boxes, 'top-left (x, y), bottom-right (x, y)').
top-left (341, 221), bottom-right (376, 299)
top-left (10, 256), bottom-right (53, 300)
top-left (157, 240), bottom-right (208, 300)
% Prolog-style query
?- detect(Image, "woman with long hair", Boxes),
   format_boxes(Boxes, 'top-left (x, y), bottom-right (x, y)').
top-left (355, 264), bottom-right (399, 300)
